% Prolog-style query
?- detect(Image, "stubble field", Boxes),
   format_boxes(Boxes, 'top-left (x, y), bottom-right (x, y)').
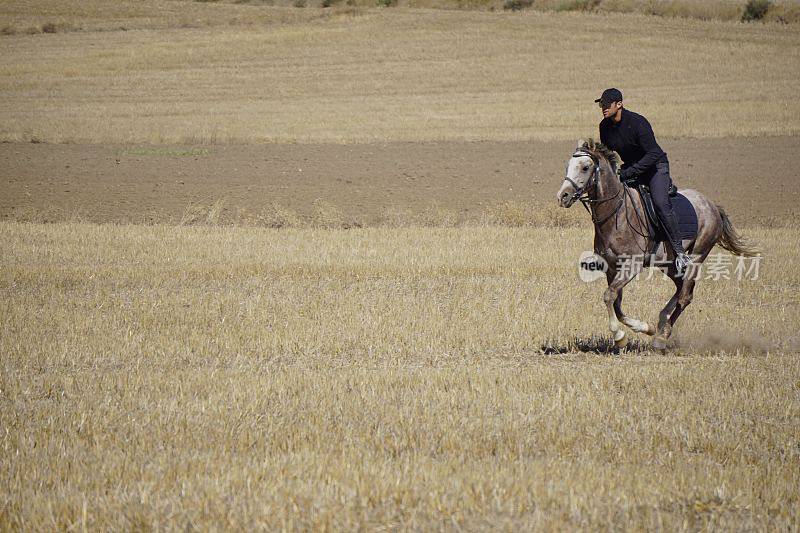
top-left (2, 222), bottom-right (799, 530)
top-left (2, 1), bottom-right (800, 144)
top-left (1, 1), bottom-right (800, 530)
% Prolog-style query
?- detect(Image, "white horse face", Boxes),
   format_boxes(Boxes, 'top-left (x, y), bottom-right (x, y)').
top-left (556, 153), bottom-right (595, 208)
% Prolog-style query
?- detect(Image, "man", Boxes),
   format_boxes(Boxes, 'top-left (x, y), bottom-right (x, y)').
top-left (596, 88), bottom-right (692, 276)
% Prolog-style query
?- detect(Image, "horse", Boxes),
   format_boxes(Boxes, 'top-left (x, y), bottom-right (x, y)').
top-left (556, 139), bottom-right (758, 351)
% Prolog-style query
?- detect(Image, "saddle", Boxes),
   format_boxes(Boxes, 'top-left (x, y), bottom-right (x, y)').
top-left (637, 183), bottom-right (677, 236)
top-left (635, 183), bottom-right (698, 252)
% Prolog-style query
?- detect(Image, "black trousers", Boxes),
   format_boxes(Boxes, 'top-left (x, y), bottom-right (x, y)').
top-left (640, 158), bottom-right (686, 255)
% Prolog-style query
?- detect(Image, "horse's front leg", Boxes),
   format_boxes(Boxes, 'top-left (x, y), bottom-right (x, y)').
top-left (604, 261), bottom-right (642, 349)
top-left (615, 291), bottom-right (657, 336)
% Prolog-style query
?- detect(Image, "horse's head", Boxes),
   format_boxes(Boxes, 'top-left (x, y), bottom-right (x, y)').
top-left (556, 139), bottom-right (600, 208)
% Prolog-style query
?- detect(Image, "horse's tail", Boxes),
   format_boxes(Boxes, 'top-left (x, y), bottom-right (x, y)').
top-left (716, 205), bottom-right (759, 257)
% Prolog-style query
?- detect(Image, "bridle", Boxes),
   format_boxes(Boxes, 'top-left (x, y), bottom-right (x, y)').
top-left (563, 149), bottom-right (624, 226)
top-left (562, 148), bottom-right (652, 254)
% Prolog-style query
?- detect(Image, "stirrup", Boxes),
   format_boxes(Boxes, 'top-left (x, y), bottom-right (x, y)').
top-left (674, 253), bottom-right (692, 276)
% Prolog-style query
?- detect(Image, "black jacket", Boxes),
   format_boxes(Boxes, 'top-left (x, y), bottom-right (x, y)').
top-left (599, 108), bottom-right (666, 177)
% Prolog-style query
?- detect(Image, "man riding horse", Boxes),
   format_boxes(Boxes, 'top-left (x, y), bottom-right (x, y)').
top-left (595, 88), bottom-right (692, 276)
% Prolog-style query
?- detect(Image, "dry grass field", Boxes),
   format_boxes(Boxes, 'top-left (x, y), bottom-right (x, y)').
top-left (1, 222), bottom-right (799, 530)
top-left (2, 0), bottom-right (800, 530)
top-left (1, 2), bottom-right (800, 144)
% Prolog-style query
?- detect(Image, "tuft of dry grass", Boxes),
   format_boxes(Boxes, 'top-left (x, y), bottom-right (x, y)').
top-left (1, 221), bottom-right (798, 529)
top-left (482, 199), bottom-right (584, 227)
top-left (310, 198), bottom-right (347, 227)
top-left (1, 4), bottom-right (798, 144)
top-left (178, 197), bottom-right (229, 226)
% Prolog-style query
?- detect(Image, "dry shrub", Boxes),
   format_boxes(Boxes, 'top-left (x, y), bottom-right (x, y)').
top-left (310, 198), bottom-right (345, 228)
top-left (379, 206), bottom-right (416, 228)
top-left (259, 202), bottom-right (304, 228)
top-left (178, 197), bottom-right (228, 226)
top-left (502, 0), bottom-right (533, 11)
top-left (420, 202), bottom-right (460, 227)
top-left (742, 0), bottom-right (771, 21)
top-left (553, 0), bottom-right (601, 11)
top-left (232, 206), bottom-right (259, 226)
top-left (205, 198), bottom-right (226, 224)
top-left (331, 5), bottom-right (363, 15)
top-left (484, 200), bottom-right (536, 227)
top-left (40, 22), bottom-right (73, 33)
top-left (178, 203), bottom-right (208, 226)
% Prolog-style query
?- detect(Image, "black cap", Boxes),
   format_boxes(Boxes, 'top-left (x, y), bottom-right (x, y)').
top-left (594, 88), bottom-right (623, 104)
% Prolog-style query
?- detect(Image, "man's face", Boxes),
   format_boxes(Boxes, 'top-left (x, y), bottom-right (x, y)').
top-left (600, 100), bottom-right (622, 119)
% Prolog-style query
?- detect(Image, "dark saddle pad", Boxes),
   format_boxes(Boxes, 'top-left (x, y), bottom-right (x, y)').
top-left (638, 185), bottom-right (698, 242)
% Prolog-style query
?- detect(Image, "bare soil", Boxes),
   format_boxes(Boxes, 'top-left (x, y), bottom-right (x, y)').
top-left (2, 136), bottom-right (798, 226)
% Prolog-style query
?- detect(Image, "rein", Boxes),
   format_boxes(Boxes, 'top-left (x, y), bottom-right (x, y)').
top-left (563, 148), bottom-right (655, 255)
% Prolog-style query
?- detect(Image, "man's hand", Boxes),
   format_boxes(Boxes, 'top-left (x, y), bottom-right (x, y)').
top-left (620, 167), bottom-right (638, 184)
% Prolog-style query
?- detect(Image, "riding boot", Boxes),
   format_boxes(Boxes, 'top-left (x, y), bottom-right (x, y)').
top-left (660, 208), bottom-right (692, 275)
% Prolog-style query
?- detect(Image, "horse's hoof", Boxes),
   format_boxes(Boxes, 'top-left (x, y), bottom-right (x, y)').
top-left (645, 323), bottom-right (657, 336)
top-left (614, 335), bottom-right (628, 350)
top-left (652, 336), bottom-right (668, 351)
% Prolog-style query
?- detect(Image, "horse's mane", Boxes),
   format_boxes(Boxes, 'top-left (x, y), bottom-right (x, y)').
top-left (579, 138), bottom-right (620, 174)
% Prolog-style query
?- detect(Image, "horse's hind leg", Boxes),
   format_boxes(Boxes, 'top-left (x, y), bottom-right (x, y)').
top-left (653, 278), bottom-right (683, 350)
top-left (615, 289), bottom-right (657, 337)
top-left (663, 277), bottom-right (697, 340)
top-left (654, 213), bottom-right (717, 349)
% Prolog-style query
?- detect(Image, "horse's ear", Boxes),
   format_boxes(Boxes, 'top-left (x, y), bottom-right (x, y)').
top-left (576, 139), bottom-right (589, 150)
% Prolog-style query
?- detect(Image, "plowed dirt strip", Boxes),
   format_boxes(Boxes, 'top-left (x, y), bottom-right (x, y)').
top-left (2, 136), bottom-right (798, 226)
